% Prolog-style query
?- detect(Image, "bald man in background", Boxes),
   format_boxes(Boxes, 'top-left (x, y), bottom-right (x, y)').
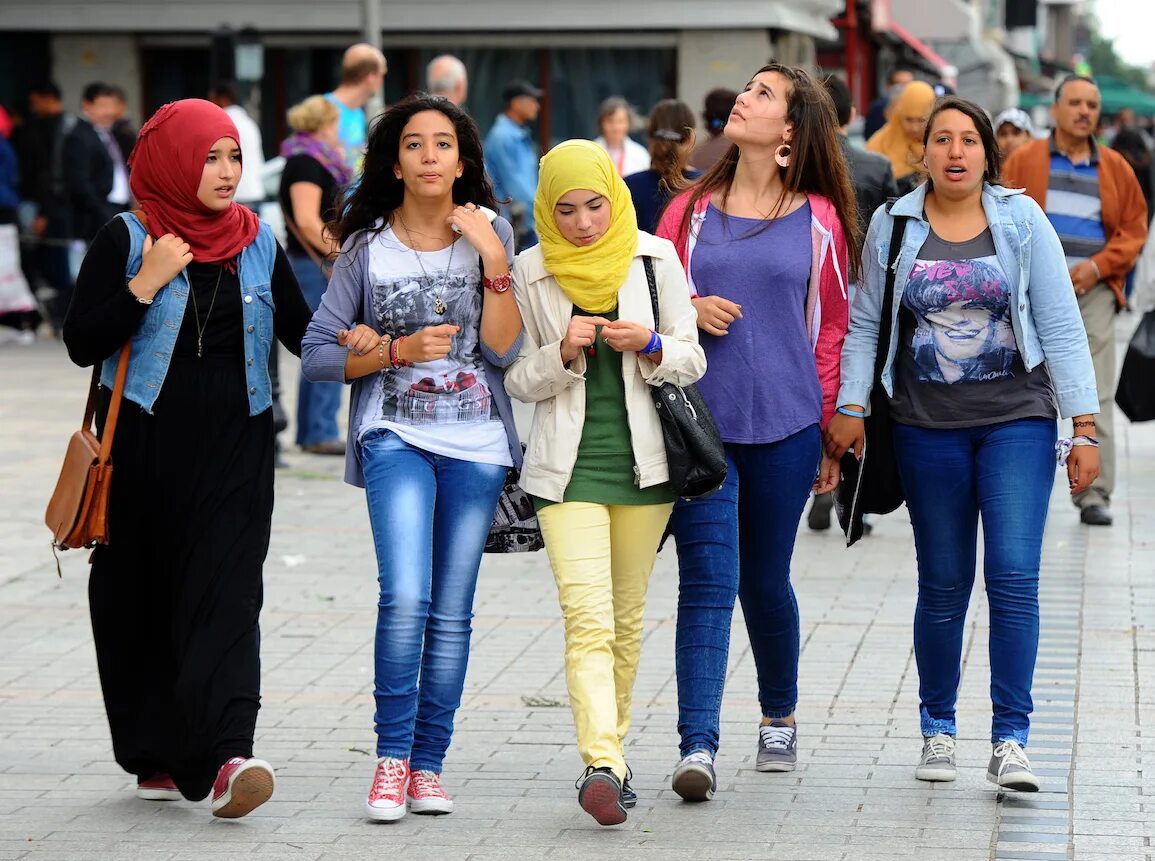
top-left (325, 43), bottom-right (387, 172)
top-left (427, 55), bottom-right (468, 107)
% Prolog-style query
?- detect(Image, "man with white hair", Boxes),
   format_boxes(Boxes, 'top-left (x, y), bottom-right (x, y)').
top-left (326, 43), bottom-right (387, 172)
top-left (426, 55), bottom-right (468, 107)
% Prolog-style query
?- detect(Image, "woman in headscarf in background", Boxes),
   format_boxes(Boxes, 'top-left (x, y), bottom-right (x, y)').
top-left (504, 139), bottom-right (705, 826)
top-left (866, 80), bottom-right (937, 194)
top-left (63, 99), bottom-right (312, 818)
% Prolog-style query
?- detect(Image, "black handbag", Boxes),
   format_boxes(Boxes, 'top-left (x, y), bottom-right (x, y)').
top-left (1115, 309), bottom-right (1155, 423)
top-left (642, 256), bottom-right (727, 499)
top-left (836, 211), bottom-right (909, 546)
top-left (484, 460), bottom-right (545, 554)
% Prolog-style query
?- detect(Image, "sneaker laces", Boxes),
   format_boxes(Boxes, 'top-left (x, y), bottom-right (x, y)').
top-left (371, 758), bottom-right (408, 797)
top-left (680, 750), bottom-right (714, 768)
top-left (758, 723), bottom-right (795, 750)
top-left (993, 740), bottom-right (1031, 774)
top-left (922, 734), bottom-right (956, 761)
top-left (409, 770), bottom-right (448, 799)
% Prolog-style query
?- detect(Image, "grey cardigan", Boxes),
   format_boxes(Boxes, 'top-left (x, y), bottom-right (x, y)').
top-left (300, 218), bottom-right (524, 487)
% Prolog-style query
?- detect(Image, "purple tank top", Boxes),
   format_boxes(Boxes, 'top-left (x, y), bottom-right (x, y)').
top-left (689, 202), bottom-right (821, 444)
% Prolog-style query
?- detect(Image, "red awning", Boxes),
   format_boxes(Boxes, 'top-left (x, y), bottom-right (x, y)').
top-left (888, 21), bottom-right (958, 87)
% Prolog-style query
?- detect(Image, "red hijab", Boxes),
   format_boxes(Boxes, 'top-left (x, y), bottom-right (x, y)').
top-left (129, 99), bottom-right (260, 264)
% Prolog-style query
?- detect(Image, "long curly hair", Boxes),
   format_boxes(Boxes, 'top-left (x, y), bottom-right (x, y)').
top-left (676, 62), bottom-right (861, 283)
top-left (328, 94), bottom-right (497, 247)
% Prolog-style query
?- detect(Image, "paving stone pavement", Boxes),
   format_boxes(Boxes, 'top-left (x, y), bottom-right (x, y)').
top-left (0, 317), bottom-right (1152, 861)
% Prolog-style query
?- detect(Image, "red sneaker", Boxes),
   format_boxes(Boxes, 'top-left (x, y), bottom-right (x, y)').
top-left (365, 757), bottom-right (409, 821)
top-left (210, 757), bottom-right (275, 818)
top-left (407, 769), bottom-right (453, 815)
top-left (136, 773), bottom-right (181, 801)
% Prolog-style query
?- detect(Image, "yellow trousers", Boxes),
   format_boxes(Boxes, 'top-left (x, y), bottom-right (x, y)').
top-left (537, 501), bottom-right (674, 781)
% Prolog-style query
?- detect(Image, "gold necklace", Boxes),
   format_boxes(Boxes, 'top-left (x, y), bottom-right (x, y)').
top-left (189, 266), bottom-right (223, 358)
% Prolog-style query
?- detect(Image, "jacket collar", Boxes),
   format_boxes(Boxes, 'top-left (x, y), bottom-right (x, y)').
top-left (889, 181), bottom-right (1023, 220)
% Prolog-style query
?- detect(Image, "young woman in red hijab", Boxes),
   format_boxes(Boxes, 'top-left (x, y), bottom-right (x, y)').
top-left (63, 99), bottom-right (313, 818)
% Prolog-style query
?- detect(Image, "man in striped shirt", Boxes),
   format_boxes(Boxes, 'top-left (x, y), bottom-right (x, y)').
top-left (1004, 75), bottom-right (1149, 527)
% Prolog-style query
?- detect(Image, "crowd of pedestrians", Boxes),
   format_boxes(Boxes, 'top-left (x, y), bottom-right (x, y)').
top-left (6, 42), bottom-right (1152, 830)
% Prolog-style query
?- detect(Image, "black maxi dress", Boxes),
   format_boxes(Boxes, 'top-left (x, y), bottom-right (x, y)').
top-left (63, 218), bottom-right (313, 801)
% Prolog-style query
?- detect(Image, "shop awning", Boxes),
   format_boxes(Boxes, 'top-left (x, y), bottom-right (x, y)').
top-left (886, 22), bottom-right (958, 86)
top-left (1021, 76), bottom-right (1155, 117)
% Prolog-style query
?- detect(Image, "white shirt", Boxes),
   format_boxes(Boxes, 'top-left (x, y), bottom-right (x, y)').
top-left (595, 135), bottom-right (651, 178)
top-left (224, 104), bottom-right (267, 204)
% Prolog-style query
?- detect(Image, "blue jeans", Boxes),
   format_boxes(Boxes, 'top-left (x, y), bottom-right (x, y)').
top-left (291, 255), bottom-right (343, 446)
top-left (361, 428), bottom-right (507, 770)
top-left (671, 425), bottom-right (821, 757)
top-left (893, 418), bottom-right (1057, 747)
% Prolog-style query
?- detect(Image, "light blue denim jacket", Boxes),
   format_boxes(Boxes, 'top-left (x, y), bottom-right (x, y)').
top-left (838, 182), bottom-right (1099, 419)
top-left (101, 211), bottom-right (279, 416)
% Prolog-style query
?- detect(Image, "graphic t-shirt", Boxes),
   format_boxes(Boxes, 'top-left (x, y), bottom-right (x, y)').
top-left (356, 225), bottom-right (512, 466)
top-left (889, 227), bottom-right (1057, 428)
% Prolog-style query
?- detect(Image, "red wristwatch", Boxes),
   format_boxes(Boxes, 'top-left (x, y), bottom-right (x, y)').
top-left (483, 272), bottom-right (512, 294)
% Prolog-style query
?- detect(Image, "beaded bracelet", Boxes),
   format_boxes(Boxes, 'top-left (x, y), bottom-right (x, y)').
top-left (638, 330), bottom-right (662, 355)
top-left (836, 406), bottom-right (866, 418)
top-left (377, 335), bottom-right (392, 368)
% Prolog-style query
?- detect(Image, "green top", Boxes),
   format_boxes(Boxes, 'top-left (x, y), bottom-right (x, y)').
top-left (535, 308), bottom-right (674, 511)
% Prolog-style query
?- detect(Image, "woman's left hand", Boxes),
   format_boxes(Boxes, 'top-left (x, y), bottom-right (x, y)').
top-left (447, 204), bottom-right (505, 268)
top-left (601, 320), bottom-right (653, 353)
top-left (1067, 445), bottom-right (1100, 495)
top-left (813, 453), bottom-right (841, 495)
top-left (337, 323), bottom-right (380, 356)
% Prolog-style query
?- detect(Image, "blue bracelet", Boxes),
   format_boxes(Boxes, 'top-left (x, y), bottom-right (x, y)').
top-left (639, 330), bottom-right (662, 355)
top-left (836, 406), bottom-right (866, 418)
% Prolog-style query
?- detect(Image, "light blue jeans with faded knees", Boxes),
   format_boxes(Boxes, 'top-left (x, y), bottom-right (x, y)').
top-left (360, 427), bottom-right (507, 771)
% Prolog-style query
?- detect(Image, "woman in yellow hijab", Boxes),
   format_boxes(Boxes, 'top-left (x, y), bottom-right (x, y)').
top-left (866, 80), bottom-right (937, 192)
top-left (504, 139), bottom-right (705, 826)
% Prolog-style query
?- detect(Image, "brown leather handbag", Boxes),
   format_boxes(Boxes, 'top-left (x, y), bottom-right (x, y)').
top-left (45, 342), bottom-right (131, 565)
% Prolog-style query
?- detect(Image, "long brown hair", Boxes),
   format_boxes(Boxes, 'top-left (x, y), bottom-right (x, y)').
top-left (647, 99), bottom-right (696, 194)
top-left (677, 62), bottom-right (861, 282)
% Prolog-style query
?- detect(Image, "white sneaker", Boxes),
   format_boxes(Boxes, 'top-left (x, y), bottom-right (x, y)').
top-left (365, 757), bottom-right (410, 821)
top-left (914, 733), bottom-right (957, 782)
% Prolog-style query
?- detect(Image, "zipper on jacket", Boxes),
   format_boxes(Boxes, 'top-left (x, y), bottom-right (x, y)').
top-left (633, 464), bottom-right (641, 487)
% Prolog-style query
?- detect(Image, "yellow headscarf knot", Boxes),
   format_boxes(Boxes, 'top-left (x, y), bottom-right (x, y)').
top-left (534, 139), bottom-right (639, 314)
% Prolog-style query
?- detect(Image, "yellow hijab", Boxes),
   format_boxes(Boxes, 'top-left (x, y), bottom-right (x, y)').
top-left (866, 81), bottom-right (936, 180)
top-left (534, 139), bottom-right (639, 314)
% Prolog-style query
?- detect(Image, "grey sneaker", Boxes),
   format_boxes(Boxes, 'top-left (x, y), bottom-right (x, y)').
top-left (755, 720), bottom-right (797, 772)
top-left (914, 733), bottom-right (957, 782)
top-left (671, 751), bottom-right (716, 802)
top-left (986, 740), bottom-right (1040, 792)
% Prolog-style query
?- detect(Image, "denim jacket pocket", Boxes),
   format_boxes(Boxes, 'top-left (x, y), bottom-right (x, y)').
top-left (251, 286), bottom-right (276, 344)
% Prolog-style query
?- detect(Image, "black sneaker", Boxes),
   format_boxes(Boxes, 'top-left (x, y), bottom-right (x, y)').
top-left (807, 492), bottom-right (833, 530)
top-left (575, 766), bottom-right (626, 826)
top-left (621, 765), bottom-right (637, 808)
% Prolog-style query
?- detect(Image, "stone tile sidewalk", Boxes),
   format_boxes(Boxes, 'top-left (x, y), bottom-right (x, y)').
top-left (0, 326), bottom-right (1151, 860)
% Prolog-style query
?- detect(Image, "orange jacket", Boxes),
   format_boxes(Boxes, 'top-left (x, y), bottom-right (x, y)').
top-left (1002, 136), bottom-right (1148, 308)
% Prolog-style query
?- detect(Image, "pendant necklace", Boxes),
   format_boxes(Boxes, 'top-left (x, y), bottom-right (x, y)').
top-left (189, 265), bottom-right (223, 358)
top-left (397, 212), bottom-right (455, 315)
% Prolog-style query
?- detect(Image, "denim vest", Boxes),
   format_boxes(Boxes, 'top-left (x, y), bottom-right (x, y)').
top-left (101, 212), bottom-right (279, 416)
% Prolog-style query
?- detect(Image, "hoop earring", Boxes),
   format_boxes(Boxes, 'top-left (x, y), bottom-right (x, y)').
top-left (774, 144), bottom-right (792, 168)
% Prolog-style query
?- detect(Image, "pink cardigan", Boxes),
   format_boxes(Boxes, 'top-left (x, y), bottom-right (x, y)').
top-left (656, 190), bottom-right (850, 428)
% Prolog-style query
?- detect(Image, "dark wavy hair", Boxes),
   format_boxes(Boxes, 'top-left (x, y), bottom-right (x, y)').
top-left (922, 96), bottom-right (1003, 187)
top-left (676, 63), bottom-right (861, 282)
top-left (329, 94), bottom-right (497, 246)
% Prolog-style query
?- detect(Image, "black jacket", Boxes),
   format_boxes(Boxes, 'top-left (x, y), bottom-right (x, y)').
top-left (63, 117), bottom-right (118, 241)
top-left (841, 135), bottom-right (899, 251)
top-left (12, 112), bottom-right (72, 220)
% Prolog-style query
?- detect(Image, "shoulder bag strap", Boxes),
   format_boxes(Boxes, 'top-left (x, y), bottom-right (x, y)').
top-left (874, 213), bottom-right (908, 386)
top-left (643, 256), bottom-right (660, 329)
top-left (96, 345), bottom-right (132, 465)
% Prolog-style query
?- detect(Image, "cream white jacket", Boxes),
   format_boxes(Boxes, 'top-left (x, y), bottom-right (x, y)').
top-left (505, 231), bottom-right (706, 502)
